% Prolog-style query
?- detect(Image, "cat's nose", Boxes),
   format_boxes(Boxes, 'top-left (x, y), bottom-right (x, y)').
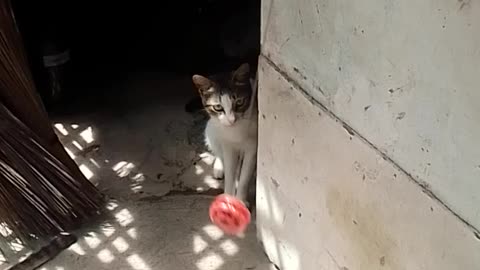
top-left (227, 114), bottom-right (236, 125)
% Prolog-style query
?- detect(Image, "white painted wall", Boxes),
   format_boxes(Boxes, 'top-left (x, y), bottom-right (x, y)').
top-left (256, 0), bottom-right (480, 269)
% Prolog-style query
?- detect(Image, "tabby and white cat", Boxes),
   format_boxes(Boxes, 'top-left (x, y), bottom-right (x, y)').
top-left (192, 63), bottom-right (257, 204)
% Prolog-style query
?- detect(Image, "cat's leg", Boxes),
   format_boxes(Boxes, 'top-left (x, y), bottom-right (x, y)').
top-left (222, 145), bottom-right (239, 195)
top-left (205, 121), bottom-right (224, 180)
top-left (235, 147), bottom-right (257, 204)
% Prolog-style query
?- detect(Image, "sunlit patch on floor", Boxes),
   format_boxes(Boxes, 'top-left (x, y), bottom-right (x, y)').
top-left (101, 223), bottom-right (116, 237)
top-left (79, 164), bottom-right (94, 180)
top-left (72, 140), bottom-right (83, 151)
top-left (90, 158), bottom-right (101, 168)
top-left (195, 252), bottom-right (224, 270)
top-left (84, 232), bottom-right (101, 249)
top-left (112, 237), bottom-right (129, 253)
top-left (127, 254), bottom-right (151, 270)
top-left (126, 228), bottom-right (137, 240)
top-left (203, 177), bottom-right (221, 189)
top-left (79, 127), bottom-right (94, 143)
top-left (0, 223), bottom-right (13, 237)
top-left (54, 123), bottom-right (68, 136)
top-left (106, 201), bottom-right (119, 211)
top-left (193, 235), bottom-right (208, 254)
top-left (195, 164), bottom-right (205, 175)
top-left (64, 147), bottom-right (75, 159)
top-left (115, 209), bottom-right (134, 227)
top-left (113, 161), bottom-right (136, 178)
top-left (219, 239), bottom-right (239, 256)
top-left (68, 243), bottom-right (86, 256)
top-left (202, 225), bottom-right (224, 241)
top-left (97, 249), bottom-right (114, 263)
top-left (10, 239), bottom-right (24, 252)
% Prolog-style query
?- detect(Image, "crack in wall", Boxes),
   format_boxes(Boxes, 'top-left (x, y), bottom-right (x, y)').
top-left (260, 54), bottom-right (480, 236)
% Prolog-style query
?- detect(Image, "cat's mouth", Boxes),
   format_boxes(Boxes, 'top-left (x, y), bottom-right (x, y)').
top-left (220, 115), bottom-right (236, 126)
top-left (221, 121), bottom-right (235, 127)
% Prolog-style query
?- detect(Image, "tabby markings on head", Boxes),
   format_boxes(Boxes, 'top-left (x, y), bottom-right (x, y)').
top-left (192, 63), bottom-right (252, 126)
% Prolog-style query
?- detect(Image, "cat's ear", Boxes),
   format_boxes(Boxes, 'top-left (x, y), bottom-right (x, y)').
top-left (192, 75), bottom-right (213, 93)
top-left (232, 63), bottom-right (250, 85)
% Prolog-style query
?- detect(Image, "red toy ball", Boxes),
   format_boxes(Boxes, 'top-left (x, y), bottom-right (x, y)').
top-left (209, 194), bottom-right (251, 235)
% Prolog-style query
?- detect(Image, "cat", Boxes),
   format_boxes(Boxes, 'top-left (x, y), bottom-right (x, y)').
top-left (192, 63), bottom-right (258, 205)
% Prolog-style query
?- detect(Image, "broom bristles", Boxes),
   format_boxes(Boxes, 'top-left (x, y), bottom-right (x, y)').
top-left (0, 102), bottom-right (103, 259)
top-left (0, 0), bottom-right (103, 264)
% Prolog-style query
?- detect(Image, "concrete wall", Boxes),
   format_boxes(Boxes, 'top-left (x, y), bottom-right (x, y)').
top-left (256, 0), bottom-right (480, 269)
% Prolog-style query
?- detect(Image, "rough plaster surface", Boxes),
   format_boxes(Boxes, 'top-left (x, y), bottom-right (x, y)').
top-left (261, 0), bottom-right (480, 229)
top-left (42, 72), bottom-right (271, 270)
top-left (256, 57), bottom-right (480, 270)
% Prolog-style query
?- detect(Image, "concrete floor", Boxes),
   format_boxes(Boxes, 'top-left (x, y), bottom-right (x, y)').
top-left (41, 71), bottom-right (273, 270)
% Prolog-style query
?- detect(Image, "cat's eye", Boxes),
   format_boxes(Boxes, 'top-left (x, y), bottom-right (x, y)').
top-left (211, 105), bottom-right (223, 112)
top-left (235, 98), bottom-right (245, 107)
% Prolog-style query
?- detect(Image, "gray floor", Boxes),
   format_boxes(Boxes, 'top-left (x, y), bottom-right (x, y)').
top-left (41, 72), bottom-right (272, 270)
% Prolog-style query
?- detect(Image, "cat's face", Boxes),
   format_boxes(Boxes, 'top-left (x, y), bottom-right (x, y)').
top-left (192, 64), bottom-right (252, 126)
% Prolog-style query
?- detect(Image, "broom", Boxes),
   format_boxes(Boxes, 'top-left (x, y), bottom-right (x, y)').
top-left (0, 102), bottom-right (102, 239)
top-left (0, 102), bottom-right (103, 268)
top-left (0, 0), bottom-right (103, 267)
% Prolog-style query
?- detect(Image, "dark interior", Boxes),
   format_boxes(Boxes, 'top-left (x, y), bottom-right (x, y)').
top-left (12, 0), bottom-right (260, 114)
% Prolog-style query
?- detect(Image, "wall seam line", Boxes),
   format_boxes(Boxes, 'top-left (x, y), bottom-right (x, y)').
top-left (260, 54), bottom-right (480, 236)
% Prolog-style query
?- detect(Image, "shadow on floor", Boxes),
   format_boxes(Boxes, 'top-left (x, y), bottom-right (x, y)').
top-left (40, 196), bottom-right (272, 270)
top-left (41, 71), bottom-right (273, 270)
